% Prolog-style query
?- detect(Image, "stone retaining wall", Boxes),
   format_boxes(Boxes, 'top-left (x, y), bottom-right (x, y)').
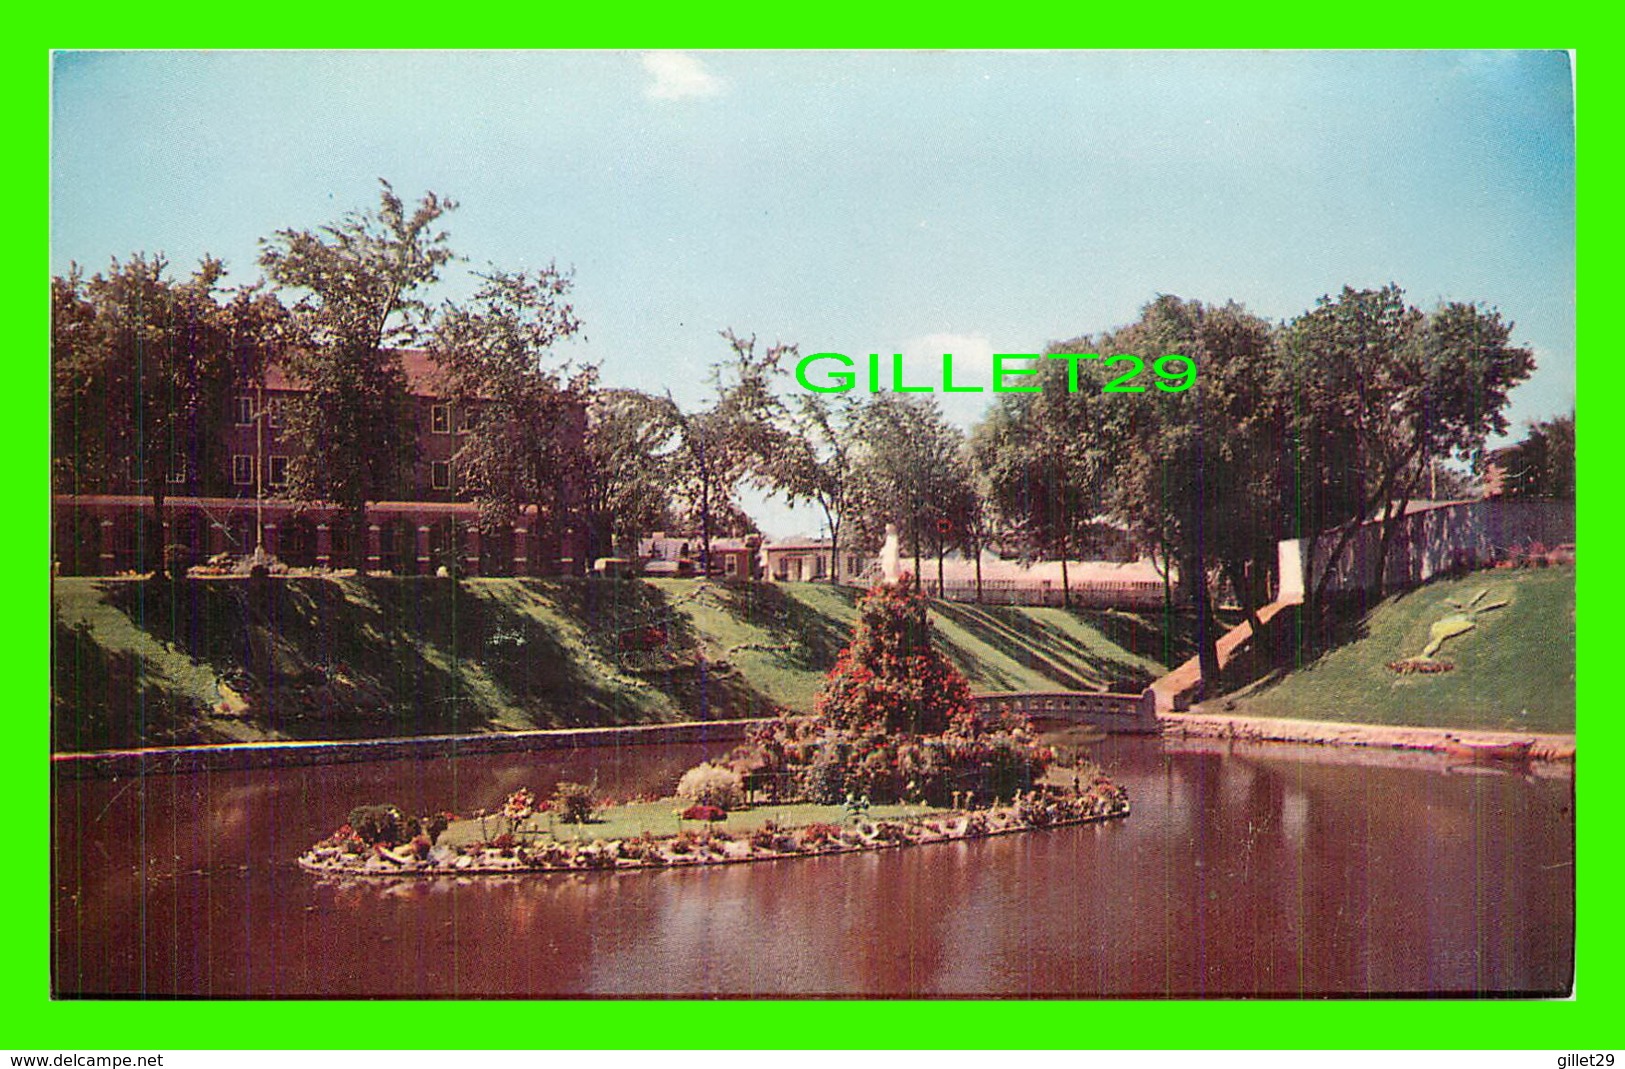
top-left (50, 718), bottom-right (776, 780)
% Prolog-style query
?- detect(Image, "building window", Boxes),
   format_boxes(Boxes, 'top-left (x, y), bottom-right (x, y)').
top-left (431, 405), bottom-right (451, 435)
top-left (267, 456), bottom-right (289, 488)
top-left (167, 465), bottom-right (188, 485)
top-left (232, 455), bottom-right (254, 486)
top-left (814, 555), bottom-right (827, 578)
top-left (431, 461), bottom-right (451, 490)
top-left (459, 405), bottom-right (479, 433)
top-left (725, 556), bottom-right (739, 577)
top-left (267, 397), bottom-right (284, 428)
top-left (848, 556), bottom-right (859, 575)
top-left (235, 395), bottom-right (254, 425)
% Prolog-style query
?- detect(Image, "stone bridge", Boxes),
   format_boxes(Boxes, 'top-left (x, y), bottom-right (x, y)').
top-left (972, 689), bottom-right (1160, 734)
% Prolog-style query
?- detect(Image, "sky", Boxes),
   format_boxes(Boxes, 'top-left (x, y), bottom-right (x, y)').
top-left (51, 50), bottom-right (1576, 538)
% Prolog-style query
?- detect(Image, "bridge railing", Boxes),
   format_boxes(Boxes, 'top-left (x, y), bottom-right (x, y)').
top-left (972, 689), bottom-right (1160, 733)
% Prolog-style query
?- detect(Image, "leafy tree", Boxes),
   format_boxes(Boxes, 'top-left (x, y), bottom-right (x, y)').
top-left (969, 361), bottom-right (1106, 608)
top-left (1027, 295), bottom-right (1280, 685)
top-left (942, 448), bottom-right (996, 601)
top-left (431, 267), bottom-right (591, 571)
top-left (1281, 286), bottom-right (1534, 601)
top-left (850, 393), bottom-right (964, 594)
top-left (258, 181), bottom-right (456, 565)
top-left (52, 254), bottom-right (280, 576)
top-left (665, 330), bottom-right (789, 573)
top-left (1491, 411), bottom-right (1574, 501)
top-left (754, 392), bottom-right (863, 583)
top-left (583, 388), bottom-right (684, 559)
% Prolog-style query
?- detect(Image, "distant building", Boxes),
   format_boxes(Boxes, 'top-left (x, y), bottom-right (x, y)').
top-left (760, 537), bottom-right (873, 584)
top-left (638, 532), bottom-right (761, 580)
top-left (52, 350), bottom-right (588, 576)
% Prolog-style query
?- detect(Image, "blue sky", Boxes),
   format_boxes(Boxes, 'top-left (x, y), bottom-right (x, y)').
top-left (51, 50), bottom-right (1575, 537)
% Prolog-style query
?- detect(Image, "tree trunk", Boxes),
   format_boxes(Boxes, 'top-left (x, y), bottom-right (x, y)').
top-left (1188, 552), bottom-right (1222, 700)
top-left (151, 478), bottom-right (167, 579)
top-left (351, 499), bottom-right (370, 572)
top-left (974, 548), bottom-right (983, 603)
top-left (824, 505), bottom-right (840, 585)
top-left (911, 518), bottom-right (922, 594)
top-left (1372, 456), bottom-right (1426, 599)
top-left (1060, 554), bottom-right (1070, 610)
top-left (1224, 560), bottom-right (1264, 642)
top-left (936, 544), bottom-right (944, 597)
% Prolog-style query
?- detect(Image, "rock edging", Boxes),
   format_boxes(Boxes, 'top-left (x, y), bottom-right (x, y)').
top-left (297, 793), bottom-right (1131, 879)
top-left (1162, 710), bottom-right (1575, 761)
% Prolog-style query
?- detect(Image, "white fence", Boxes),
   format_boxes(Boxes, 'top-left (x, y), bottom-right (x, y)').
top-left (926, 578), bottom-right (1169, 609)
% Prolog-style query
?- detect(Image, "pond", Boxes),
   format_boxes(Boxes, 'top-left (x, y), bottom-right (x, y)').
top-left (51, 732), bottom-right (1573, 997)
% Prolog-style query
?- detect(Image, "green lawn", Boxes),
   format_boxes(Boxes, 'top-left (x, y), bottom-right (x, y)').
top-left (52, 575), bottom-right (1182, 751)
top-left (440, 799), bottom-right (948, 846)
top-left (1223, 565), bottom-right (1575, 734)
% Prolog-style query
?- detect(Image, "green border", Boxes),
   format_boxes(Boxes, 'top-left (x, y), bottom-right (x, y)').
top-left (19, 13), bottom-right (1612, 1051)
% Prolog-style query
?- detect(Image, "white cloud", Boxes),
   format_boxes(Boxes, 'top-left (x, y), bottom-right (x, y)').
top-left (901, 332), bottom-right (997, 375)
top-left (896, 332), bottom-right (1006, 428)
top-left (640, 52), bottom-right (724, 102)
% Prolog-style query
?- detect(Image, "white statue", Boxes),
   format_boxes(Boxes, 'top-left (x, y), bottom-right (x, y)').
top-left (880, 522), bottom-right (902, 584)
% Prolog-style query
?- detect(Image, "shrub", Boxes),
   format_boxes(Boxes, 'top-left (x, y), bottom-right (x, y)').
top-left (675, 762), bottom-right (745, 811)
top-left (750, 819), bottom-right (796, 853)
top-left (799, 740), bottom-right (851, 799)
top-left (162, 544), bottom-right (195, 575)
top-left (680, 803), bottom-right (727, 823)
top-left (347, 804), bottom-right (418, 847)
top-left (814, 581), bottom-right (978, 736)
top-left (423, 812), bottom-right (454, 843)
top-left (552, 781), bottom-right (597, 824)
top-left (798, 822), bottom-right (845, 848)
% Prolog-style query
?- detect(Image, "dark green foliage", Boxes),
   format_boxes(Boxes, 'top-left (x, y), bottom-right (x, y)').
top-left (552, 781), bottom-right (597, 824)
top-left (259, 182), bottom-right (456, 565)
top-left (1494, 412), bottom-right (1575, 501)
top-left (347, 804), bottom-right (417, 846)
top-left (431, 268), bottom-right (591, 564)
top-left (163, 544), bottom-right (196, 575)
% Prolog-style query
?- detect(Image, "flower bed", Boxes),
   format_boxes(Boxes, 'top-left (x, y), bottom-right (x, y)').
top-left (297, 785), bottom-right (1131, 878)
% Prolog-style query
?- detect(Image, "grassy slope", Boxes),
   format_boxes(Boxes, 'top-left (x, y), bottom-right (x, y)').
top-left (1223, 565), bottom-right (1575, 734)
top-left (52, 576), bottom-right (1174, 750)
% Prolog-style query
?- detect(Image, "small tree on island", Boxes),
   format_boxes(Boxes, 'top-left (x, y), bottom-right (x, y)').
top-left (816, 577), bottom-right (979, 737)
top-left (710, 577), bottom-right (1047, 808)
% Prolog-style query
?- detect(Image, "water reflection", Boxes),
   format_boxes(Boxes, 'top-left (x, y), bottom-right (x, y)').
top-left (52, 735), bottom-right (1573, 997)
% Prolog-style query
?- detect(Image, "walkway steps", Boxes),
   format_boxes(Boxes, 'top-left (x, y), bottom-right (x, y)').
top-left (1149, 596), bottom-right (1302, 712)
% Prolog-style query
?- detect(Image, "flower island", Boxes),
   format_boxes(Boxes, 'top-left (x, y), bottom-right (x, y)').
top-left (298, 580), bottom-right (1131, 878)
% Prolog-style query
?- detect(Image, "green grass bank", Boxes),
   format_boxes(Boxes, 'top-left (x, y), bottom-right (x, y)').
top-left (1221, 564), bottom-right (1575, 734)
top-left (51, 575), bottom-right (1182, 752)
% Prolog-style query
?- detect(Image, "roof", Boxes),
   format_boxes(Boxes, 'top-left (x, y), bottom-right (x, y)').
top-left (763, 536), bottom-right (836, 551)
top-left (262, 349), bottom-right (450, 398)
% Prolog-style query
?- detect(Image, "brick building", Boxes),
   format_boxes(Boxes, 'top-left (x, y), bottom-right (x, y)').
top-left (52, 351), bottom-right (588, 576)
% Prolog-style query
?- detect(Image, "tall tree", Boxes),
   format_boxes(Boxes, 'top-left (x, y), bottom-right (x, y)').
top-left (666, 330), bottom-right (789, 573)
top-left (52, 254), bottom-right (266, 577)
top-left (969, 363), bottom-right (1106, 608)
top-left (259, 180), bottom-right (456, 566)
top-left (755, 391), bottom-right (863, 583)
top-left (583, 388), bottom-right (683, 559)
top-left (1077, 296), bottom-right (1284, 693)
top-left (1281, 286), bottom-right (1534, 601)
top-left (851, 393), bottom-right (964, 594)
top-left (1492, 411), bottom-right (1575, 501)
top-left (431, 267), bottom-right (591, 572)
